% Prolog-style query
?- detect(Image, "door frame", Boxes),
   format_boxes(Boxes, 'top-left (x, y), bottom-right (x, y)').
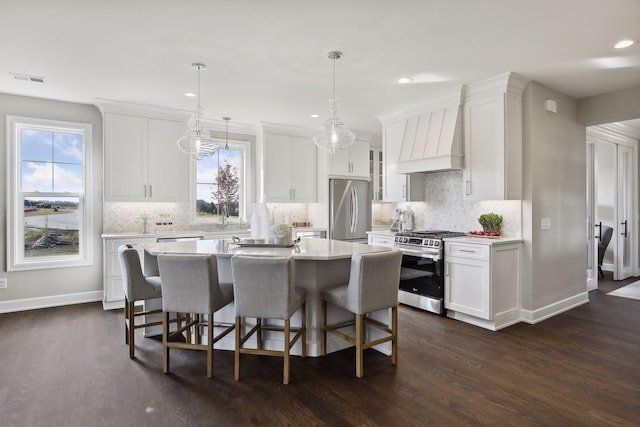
top-left (587, 125), bottom-right (639, 282)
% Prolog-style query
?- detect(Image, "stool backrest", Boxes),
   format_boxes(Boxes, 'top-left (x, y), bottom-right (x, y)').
top-left (119, 244), bottom-right (155, 301)
top-left (231, 256), bottom-right (296, 320)
top-left (346, 250), bottom-right (403, 314)
top-left (157, 254), bottom-right (221, 314)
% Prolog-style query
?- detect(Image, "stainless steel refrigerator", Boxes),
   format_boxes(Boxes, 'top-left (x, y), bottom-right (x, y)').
top-left (329, 179), bottom-right (371, 241)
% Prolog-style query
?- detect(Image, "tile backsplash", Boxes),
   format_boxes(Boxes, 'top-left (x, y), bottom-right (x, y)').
top-left (104, 171), bottom-right (521, 237)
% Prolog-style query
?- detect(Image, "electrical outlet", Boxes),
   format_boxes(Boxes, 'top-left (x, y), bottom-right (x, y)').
top-left (0, 278), bottom-right (7, 289)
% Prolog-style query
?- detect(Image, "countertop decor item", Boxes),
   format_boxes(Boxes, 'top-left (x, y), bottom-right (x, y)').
top-left (312, 51), bottom-right (355, 155)
top-left (271, 223), bottom-right (292, 245)
top-left (478, 213), bottom-right (503, 236)
top-left (176, 63), bottom-right (218, 158)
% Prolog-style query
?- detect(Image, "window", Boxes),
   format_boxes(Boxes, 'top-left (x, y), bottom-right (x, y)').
top-left (194, 140), bottom-right (249, 224)
top-left (6, 116), bottom-right (92, 271)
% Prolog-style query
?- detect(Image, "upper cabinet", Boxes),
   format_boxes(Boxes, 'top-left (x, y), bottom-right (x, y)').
top-left (378, 118), bottom-right (425, 203)
top-left (369, 147), bottom-right (383, 201)
top-left (257, 124), bottom-right (317, 203)
top-left (326, 139), bottom-right (369, 178)
top-left (463, 73), bottom-right (529, 201)
top-left (104, 112), bottom-right (189, 202)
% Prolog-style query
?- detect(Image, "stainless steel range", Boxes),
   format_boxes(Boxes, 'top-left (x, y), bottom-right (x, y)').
top-left (394, 230), bottom-right (466, 315)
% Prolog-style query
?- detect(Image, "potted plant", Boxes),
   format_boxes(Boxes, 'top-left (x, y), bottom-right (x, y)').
top-left (478, 213), bottom-right (503, 236)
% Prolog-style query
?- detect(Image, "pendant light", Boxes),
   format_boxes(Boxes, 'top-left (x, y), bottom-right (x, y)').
top-left (177, 63), bottom-right (218, 158)
top-left (313, 51), bottom-right (355, 155)
top-left (223, 116), bottom-right (231, 150)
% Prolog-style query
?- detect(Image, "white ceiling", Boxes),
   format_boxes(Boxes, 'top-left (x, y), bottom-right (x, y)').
top-left (1, 0), bottom-right (639, 135)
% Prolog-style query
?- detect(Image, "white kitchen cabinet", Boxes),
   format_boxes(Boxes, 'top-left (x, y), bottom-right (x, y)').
top-left (367, 231), bottom-right (395, 247)
top-left (327, 139), bottom-right (369, 178)
top-left (369, 148), bottom-right (384, 201)
top-left (381, 118), bottom-right (425, 202)
top-left (444, 239), bottom-right (521, 330)
top-left (463, 73), bottom-right (528, 201)
top-left (104, 113), bottom-right (189, 202)
top-left (263, 133), bottom-right (317, 202)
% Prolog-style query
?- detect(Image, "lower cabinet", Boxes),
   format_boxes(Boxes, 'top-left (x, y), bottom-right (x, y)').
top-left (444, 239), bottom-right (521, 330)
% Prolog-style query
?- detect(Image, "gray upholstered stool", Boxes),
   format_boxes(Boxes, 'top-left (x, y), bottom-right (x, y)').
top-left (157, 254), bottom-right (234, 378)
top-left (322, 250), bottom-right (403, 378)
top-left (231, 255), bottom-right (306, 385)
top-left (118, 244), bottom-right (164, 359)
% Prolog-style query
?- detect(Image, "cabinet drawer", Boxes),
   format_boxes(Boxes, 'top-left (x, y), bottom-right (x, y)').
top-left (446, 242), bottom-right (489, 260)
top-left (368, 234), bottom-right (394, 247)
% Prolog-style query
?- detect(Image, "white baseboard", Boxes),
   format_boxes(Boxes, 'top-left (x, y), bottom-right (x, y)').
top-left (520, 292), bottom-right (589, 324)
top-left (0, 291), bottom-right (103, 314)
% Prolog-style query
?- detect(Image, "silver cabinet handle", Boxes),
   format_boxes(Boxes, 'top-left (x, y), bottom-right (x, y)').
top-left (144, 184), bottom-right (147, 197)
top-left (149, 184), bottom-right (152, 198)
top-left (445, 261), bottom-right (449, 277)
top-left (465, 180), bottom-right (471, 196)
top-left (459, 249), bottom-right (477, 253)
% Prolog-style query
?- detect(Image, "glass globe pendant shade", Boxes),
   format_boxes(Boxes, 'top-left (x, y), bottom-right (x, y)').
top-left (313, 104), bottom-right (355, 154)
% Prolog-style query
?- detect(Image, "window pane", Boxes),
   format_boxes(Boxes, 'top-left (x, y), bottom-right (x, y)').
top-left (22, 161), bottom-right (53, 192)
top-left (23, 196), bottom-right (79, 259)
top-left (53, 163), bottom-right (83, 193)
top-left (196, 148), bottom-right (242, 222)
top-left (21, 129), bottom-right (53, 162)
top-left (53, 132), bottom-right (83, 164)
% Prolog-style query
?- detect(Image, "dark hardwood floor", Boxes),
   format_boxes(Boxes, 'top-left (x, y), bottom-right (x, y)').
top-left (1, 273), bottom-right (639, 426)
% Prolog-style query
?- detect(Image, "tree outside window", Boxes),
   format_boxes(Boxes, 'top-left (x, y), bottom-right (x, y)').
top-left (196, 148), bottom-right (242, 223)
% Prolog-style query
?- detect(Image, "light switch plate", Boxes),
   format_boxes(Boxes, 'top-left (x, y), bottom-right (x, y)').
top-left (0, 278), bottom-right (7, 289)
top-left (541, 218), bottom-right (551, 230)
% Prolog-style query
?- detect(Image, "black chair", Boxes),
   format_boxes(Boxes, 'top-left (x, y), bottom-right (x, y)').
top-left (598, 226), bottom-right (613, 278)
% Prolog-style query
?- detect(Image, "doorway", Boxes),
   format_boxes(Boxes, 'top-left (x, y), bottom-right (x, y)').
top-left (587, 125), bottom-right (638, 288)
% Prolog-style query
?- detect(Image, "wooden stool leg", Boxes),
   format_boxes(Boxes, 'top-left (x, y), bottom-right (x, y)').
top-left (356, 314), bottom-right (364, 378)
top-left (301, 301), bottom-right (307, 358)
top-left (322, 300), bottom-right (328, 356)
top-left (163, 311), bottom-right (170, 374)
top-left (124, 297), bottom-right (129, 345)
top-left (257, 318), bottom-right (262, 350)
top-left (234, 316), bottom-right (241, 381)
top-left (283, 318), bottom-right (291, 385)
top-left (128, 301), bottom-right (136, 359)
top-left (391, 305), bottom-right (398, 366)
top-left (207, 313), bottom-right (214, 378)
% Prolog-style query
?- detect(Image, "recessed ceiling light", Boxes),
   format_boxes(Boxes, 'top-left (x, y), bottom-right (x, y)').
top-left (398, 77), bottom-right (413, 84)
top-left (613, 39), bottom-right (636, 49)
top-left (184, 92), bottom-right (196, 97)
top-left (310, 114), bottom-right (320, 118)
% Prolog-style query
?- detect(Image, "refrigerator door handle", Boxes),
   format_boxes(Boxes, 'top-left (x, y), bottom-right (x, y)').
top-left (351, 185), bottom-right (358, 233)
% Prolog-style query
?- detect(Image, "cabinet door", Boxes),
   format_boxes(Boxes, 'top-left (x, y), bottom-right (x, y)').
top-left (264, 134), bottom-right (294, 202)
top-left (327, 146), bottom-right (351, 176)
top-left (349, 139), bottom-right (370, 178)
top-left (463, 94), bottom-right (504, 201)
top-left (383, 119), bottom-right (409, 202)
top-left (147, 119), bottom-right (189, 202)
top-left (290, 136), bottom-right (317, 202)
top-left (104, 113), bottom-right (148, 201)
top-left (445, 255), bottom-right (491, 320)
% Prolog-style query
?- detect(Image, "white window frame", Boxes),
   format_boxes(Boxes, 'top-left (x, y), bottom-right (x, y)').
top-left (192, 138), bottom-right (252, 225)
top-left (6, 115), bottom-right (93, 271)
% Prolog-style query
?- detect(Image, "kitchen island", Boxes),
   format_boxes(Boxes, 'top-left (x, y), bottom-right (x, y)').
top-left (142, 238), bottom-right (395, 357)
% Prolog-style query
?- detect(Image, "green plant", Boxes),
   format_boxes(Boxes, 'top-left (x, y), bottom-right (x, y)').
top-left (478, 213), bottom-right (503, 234)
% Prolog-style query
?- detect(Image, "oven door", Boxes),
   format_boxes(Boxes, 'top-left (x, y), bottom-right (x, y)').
top-left (398, 253), bottom-right (443, 299)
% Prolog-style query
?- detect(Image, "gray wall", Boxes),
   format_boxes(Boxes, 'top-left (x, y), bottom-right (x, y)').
top-left (522, 82), bottom-right (587, 311)
top-left (0, 93), bottom-right (103, 309)
top-left (578, 85), bottom-right (640, 126)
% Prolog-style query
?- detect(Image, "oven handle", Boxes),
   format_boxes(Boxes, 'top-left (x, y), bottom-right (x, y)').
top-left (395, 246), bottom-right (441, 258)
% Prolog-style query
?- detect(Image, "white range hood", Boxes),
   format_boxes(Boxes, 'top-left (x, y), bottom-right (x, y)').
top-left (381, 86), bottom-right (465, 174)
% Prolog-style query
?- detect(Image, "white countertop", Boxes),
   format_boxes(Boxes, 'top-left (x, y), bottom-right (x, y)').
top-left (143, 238), bottom-right (393, 261)
top-left (444, 236), bottom-right (523, 245)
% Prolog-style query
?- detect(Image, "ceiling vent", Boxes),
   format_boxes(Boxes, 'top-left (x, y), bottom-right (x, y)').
top-left (11, 73), bottom-right (45, 83)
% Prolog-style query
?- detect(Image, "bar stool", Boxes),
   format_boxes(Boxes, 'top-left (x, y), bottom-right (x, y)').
top-left (231, 255), bottom-right (306, 385)
top-left (322, 250), bottom-right (403, 378)
top-left (118, 244), bottom-right (164, 359)
top-left (157, 254), bottom-right (235, 378)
